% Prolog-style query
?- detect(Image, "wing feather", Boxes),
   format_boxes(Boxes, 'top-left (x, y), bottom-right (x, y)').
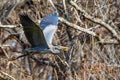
top-left (19, 13), bottom-right (48, 49)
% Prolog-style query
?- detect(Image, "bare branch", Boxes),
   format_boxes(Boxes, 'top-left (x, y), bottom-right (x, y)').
top-left (59, 17), bottom-right (119, 44)
top-left (70, 1), bottom-right (120, 42)
top-left (99, 39), bottom-right (119, 44)
top-left (0, 24), bottom-right (17, 28)
top-left (0, 71), bottom-right (16, 80)
top-left (59, 17), bottom-right (97, 36)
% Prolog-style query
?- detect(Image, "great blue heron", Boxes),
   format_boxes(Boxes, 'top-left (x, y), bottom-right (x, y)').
top-left (9, 13), bottom-right (69, 61)
top-left (19, 13), bottom-right (68, 54)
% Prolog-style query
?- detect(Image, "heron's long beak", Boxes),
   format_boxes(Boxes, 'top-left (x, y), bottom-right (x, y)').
top-left (60, 46), bottom-right (69, 51)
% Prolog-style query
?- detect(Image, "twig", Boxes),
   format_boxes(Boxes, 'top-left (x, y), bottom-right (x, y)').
top-left (24, 56), bottom-right (31, 75)
top-left (48, 0), bottom-right (57, 11)
top-left (98, 39), bottom-right (119, 44)
top-left (59, 17), bottom-right (97, 36)
top-left (0, 24), bottom-right (17, 28)
top-left (70, 1), bottom-right (120, 42)
top-left (107, 64), bottom-right (120, 67)
top-left (0, 44), bottom-right (11, 47)
top-left (63, 0), bottom-right (67, 14)
top-left (0, 71), bottom-right (16, 80)
top-left (59, 17), bottom-right (119, 44)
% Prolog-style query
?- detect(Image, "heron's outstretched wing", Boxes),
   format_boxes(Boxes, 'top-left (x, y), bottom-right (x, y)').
top-left (40, 12), bottom-right (58, 29)
top-left (19, 14), bottom-right (48, 49)
top-left (39, 12), bottom-right (58, 45)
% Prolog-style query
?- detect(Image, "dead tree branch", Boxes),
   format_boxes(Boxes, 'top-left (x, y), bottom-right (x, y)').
top-left (0, 24), bottom-right (17, 28)
top-left (70, 1), bottom-right (120, 42)
top-left (59, 17), bottom-right (97, 37)
top-left (0, 71), bottom-right (16, 80)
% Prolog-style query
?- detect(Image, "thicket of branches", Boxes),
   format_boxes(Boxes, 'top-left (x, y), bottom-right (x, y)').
top-left (0, 0), bottom-right (120, 80)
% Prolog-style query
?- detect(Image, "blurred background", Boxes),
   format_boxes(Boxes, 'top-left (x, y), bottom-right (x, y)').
top-left (0, 0), bottom-right (120, 80)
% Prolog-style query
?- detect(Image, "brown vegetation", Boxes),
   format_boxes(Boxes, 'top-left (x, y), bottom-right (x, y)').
top-left (0, 0), bottom-right (120, 80)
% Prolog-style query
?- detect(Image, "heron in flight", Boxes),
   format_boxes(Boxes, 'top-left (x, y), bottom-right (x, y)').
top-left (19, 13), bottom-right (68, 54)
top-left (8, 12), bottom-right (69, 61)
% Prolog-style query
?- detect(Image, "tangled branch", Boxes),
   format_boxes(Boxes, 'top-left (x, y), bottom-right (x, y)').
top-left (70, 1), bottom-right (120, 42)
